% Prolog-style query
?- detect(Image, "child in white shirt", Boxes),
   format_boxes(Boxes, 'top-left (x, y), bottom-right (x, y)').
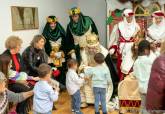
top-left (133, 40), bottom-right (155, 114)
top-left (66, 59), bottom-right (84, 114)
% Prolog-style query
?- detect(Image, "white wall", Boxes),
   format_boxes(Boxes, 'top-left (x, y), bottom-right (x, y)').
top-left (0, 0), bottom-right (107, 53)
top-left (0, 0), bottom-right (76, 53)
top-left (77, 0), bottom-right (107, 46)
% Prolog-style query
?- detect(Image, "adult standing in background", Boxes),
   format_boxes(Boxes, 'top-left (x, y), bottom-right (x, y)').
top-left (42, 16), bottom-right (66, 85)
top-left (147, 10), bottom-right (165, 52)
top-left (43, 16), bottom-right (66, 56)
top-left (66, 7), bottom-right (98, 64)
top-left (108, 9), bottom-right (140, 80)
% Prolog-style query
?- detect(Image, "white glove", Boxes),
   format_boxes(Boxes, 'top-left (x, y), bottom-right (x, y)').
top-left (109, 48), bottom-right (115, 55)
top-left (71, 53), bottom-right (76, 59)
top-left (79, 73), bottom-right (85, 78)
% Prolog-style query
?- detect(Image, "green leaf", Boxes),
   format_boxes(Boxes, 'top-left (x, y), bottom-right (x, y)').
top-left (106, 16), bottom-right (114, 24)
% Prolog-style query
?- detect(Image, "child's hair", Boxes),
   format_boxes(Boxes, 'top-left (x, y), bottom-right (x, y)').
top-left (38, 63), bottom-right (51, 78)
top-left (94, 53), bottom-right (105, 64)
top-left (67, 59), bottom-right (77, 68)
top-left (0, 54), bottom-right (11, 78)
top-left (138, 40), bottom-right (150, 56)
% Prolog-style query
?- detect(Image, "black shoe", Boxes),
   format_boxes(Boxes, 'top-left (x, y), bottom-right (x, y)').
top-left (53, 105), bottom-right (57, 110)
top-left (103, 112), bottom-right (107, 114)
top-left (95, 112), bottom-right (100, 114)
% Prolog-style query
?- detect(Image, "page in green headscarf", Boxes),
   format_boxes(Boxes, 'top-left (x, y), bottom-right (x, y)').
top-left (68, 13), bottom-right (98, 36)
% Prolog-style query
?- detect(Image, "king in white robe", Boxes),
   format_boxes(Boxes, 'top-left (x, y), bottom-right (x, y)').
top-left (108, 9), bottom-right (140, 80)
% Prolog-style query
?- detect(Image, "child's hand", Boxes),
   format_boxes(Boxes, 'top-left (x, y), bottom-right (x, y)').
top-left (84, 77), bottom-right (89, 81)
top-left (79, 73), bottom-right (85, 78)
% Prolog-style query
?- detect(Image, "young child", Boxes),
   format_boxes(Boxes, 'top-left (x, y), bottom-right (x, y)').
top-left (33, 63), bottom-right (59, 114)
top-left (66, 59), bottom-right (84, 114)
top-left (84, 53), bottom-right (112, 114)
top-left (133, 40), bottom-right (156, 114)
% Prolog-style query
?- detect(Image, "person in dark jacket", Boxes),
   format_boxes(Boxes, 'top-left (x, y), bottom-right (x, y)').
top-left (22, 35), bottom-right (48, 77)
top-left (1, 36), bottom-right (32, 114)
top-left (146, 41), bottom-right (165, 114)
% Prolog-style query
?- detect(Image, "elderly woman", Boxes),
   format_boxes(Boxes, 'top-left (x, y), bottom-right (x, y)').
top-left (2, 36), bottom-right (32, 114)
top-left (22, 35), bottom-right (48, 77)
top-left (2, 36), bottom-right (24, 73)
top-left (146, 41), bottom-right (165, 114)
top-left (0, 71), bottom-right (33, 114)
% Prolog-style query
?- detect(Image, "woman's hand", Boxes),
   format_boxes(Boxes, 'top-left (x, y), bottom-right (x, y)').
top-left (22, 90), bottom-right (33, 99)
top-left (32, 77), bottom-right (40, 81)
top-left (17, 80), bottom-right (29, 87)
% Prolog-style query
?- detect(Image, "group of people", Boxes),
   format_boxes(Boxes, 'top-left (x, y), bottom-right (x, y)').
top-left (0, 6), bottom-right (165, 114)
top-left (109, 9), bottom-right (165, 114)
top-left (0, 7), bottom-right (115, 114)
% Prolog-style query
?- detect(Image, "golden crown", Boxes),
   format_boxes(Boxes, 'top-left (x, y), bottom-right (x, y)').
top-left (86, 33), bottom-right (99, 46)
top-left (47, 17), bottom-right (57, 23)
top-left (69, 7), bottom-right (81, 16)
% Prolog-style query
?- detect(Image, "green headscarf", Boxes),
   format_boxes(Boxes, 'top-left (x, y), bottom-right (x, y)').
top-left (42, 16), bottom-right (66, 55)
top-left (68, 7), bottom-right (98, 36)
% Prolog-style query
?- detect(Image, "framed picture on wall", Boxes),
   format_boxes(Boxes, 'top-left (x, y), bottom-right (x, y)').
top-left (11, 6), bottom-right (39, 31)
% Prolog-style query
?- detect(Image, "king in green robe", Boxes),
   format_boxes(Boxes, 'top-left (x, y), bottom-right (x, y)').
top-left (43, 16), bottom-right (66, 55)
top-left (66, 7), bottom-right (99, 64)
top-left (42, 16), bottom-right (66, 85)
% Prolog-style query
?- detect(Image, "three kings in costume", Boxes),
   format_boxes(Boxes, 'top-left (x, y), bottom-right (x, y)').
top-left (42, 16), bottom-right (66, 86)
top-left (108, 9), bottom-right (140, 81)
top-left (66, 7), bottom-right (118, 107)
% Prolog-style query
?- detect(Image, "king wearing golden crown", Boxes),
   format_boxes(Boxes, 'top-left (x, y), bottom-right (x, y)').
top-left (79, 33), bottom-right (118, 108)
top-left (42, 16), bottom-right (67, 86)
top-left (66, 7), bottom-right (98, 64)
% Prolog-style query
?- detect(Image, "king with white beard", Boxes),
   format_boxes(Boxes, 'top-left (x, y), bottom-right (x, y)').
top-left (79, 33), bottom-right (118, 107)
